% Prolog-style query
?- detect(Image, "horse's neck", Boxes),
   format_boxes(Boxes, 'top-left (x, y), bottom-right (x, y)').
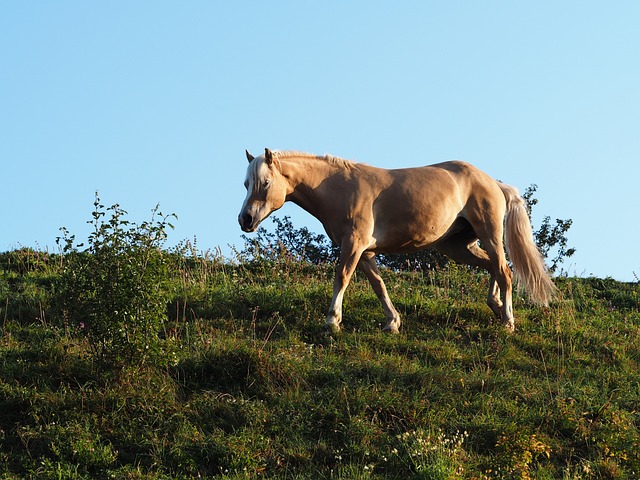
top-left (281, 156), bottom-right (344, 220)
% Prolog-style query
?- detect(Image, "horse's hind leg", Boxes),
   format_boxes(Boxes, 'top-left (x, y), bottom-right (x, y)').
top-left (482, 238), bottom-right (514, 331)
top-left (469, 215), bottom-right (514, 331)
top-left (486, 276), bottom-right (502, 318)
top-left (358, 252), bottom-right (401, 333)
top-left (460, 192), bottom-right (515, 330)
top-left (436, 230), bottom-right (504, 321)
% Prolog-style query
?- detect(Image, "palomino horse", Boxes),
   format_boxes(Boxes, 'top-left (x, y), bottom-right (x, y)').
top-left (239, 149), bottom-right (555, 333)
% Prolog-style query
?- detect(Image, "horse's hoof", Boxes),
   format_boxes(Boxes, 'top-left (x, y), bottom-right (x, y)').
top-left (382, 324), bottom-right (400, 334)
top-left (325, 321), bottom-right (341, 333)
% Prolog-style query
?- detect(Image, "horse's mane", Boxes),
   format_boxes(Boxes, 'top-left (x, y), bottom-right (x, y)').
top-left (273, 150), bottom-right (356, 170)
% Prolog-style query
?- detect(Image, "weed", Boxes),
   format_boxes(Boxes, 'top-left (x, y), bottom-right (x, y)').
top-left (55, 194), bottom-right (176, 369)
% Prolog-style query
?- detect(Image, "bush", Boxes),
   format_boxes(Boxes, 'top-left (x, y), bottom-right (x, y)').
top-left (55, 194), bottom-right (176, 368)
top-left (523, 184), bottom-right (575, 273)
top-left (239, 216), bottom-right (339, 265)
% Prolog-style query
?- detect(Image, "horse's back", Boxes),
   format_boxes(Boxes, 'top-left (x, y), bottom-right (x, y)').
top-left (378, 160), bottom-right (502, 209)
top-left (368, 160), bottom-right (505, 252)
top-left (417, 160), bottom-right (507, 225)
top-left (397, 160), bottom-right (496, 185)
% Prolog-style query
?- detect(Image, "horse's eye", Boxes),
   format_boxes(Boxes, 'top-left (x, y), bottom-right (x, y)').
top-left (263, 179), bottom-right (271, 189)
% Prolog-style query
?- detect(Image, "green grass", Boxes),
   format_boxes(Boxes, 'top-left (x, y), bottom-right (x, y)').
top-left (1, 249), bottom-right (639, 478)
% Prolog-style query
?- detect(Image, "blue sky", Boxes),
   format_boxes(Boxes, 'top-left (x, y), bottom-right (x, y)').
top-left (2, 2), bottom-right (639, 281)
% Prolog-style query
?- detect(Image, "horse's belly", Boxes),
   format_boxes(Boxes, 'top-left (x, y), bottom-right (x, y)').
top-left (367, 166), bottom-right (468, 253)
top-left (371, 214), bottom-right (455, 254)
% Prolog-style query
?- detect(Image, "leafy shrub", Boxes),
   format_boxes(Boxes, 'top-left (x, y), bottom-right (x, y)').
top-left (55, 194), bottom-right (176, 368)
top-left (523, 184), bottom-right (575, 272)
top-left (239, 215), bottom-right (339, 264)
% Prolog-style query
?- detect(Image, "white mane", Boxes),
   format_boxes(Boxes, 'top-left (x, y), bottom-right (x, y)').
top-left (273, 150), bottom-right (356, 169)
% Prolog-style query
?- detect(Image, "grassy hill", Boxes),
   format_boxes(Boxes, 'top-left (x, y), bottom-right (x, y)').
top-left (1, 248), bottom-right (639, 479)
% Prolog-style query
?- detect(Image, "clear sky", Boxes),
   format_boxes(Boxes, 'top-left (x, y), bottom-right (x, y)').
top-left (2, 2), bottom-right (639, 281)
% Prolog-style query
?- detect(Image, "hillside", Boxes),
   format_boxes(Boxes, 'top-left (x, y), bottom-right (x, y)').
top-left (1, 248), bottom-right (639, 479)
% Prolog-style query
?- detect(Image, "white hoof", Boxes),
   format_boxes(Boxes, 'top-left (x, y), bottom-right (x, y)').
top-left (504, 320), bottom-right (515, 333)
top-left (382, 322), bottom-right (400, 334)
top-left (325, 320), bottom-right (341, 332)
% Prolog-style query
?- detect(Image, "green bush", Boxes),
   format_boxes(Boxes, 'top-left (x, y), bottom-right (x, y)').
top-left (55, 194), bottom-right (175, 368)
top-left (239, 215), bottom-right (339, 264)
top-left (523, 184), bottom-right (575, 273)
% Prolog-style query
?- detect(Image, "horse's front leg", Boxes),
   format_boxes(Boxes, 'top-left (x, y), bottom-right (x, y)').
top-left (325, 243), bottom-right (364, 332)
top-left (358, 252), bottom-right (401, 333)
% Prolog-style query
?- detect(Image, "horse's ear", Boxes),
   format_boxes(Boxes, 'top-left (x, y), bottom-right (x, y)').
top-left (264, 148), bottom-right (274, 166)
top-left (245, 150), bottom-right (255, 163)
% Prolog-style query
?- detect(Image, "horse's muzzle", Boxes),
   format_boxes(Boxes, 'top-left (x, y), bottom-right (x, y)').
top-left (238, 212), bottom-right (256, 232)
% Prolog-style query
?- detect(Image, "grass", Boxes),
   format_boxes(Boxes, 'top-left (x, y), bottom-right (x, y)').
top-left (1, 248), bottom-right (639, 478)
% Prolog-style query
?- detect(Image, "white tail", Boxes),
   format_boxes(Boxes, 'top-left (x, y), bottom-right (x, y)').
top-left (499, 183), bottom-right (556, 306)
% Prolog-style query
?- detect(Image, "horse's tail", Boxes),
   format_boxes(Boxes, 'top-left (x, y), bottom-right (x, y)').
top-left (498, 183), bottom-right (557, 306)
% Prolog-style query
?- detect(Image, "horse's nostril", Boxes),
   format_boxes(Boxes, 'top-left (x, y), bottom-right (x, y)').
top-left (242, 212), bottom-right (253, 228)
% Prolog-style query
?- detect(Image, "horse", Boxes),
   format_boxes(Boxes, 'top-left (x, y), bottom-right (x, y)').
top-left (238, 148), bottom-right (556, 333)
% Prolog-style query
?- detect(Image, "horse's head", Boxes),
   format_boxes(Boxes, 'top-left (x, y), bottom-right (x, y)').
top-left (238, 148), bottom-right (288, 232)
